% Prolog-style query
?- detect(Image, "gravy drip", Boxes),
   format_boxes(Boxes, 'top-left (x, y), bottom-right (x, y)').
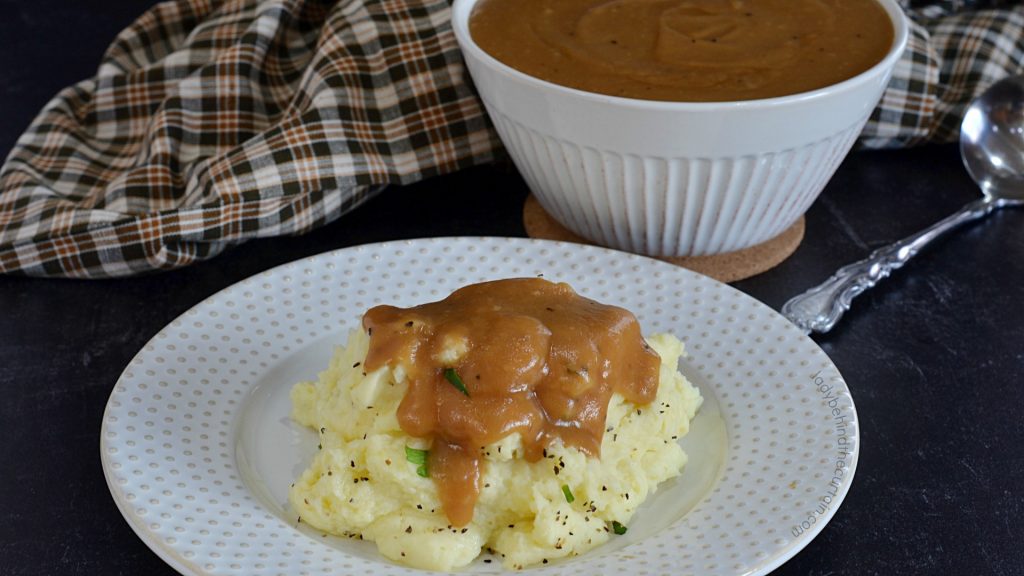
top-left (362, 278), bottom-right (660, 526)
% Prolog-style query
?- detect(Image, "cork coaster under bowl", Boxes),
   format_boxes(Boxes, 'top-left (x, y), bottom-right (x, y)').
top-left (523, 195), bottom-right (804, 283)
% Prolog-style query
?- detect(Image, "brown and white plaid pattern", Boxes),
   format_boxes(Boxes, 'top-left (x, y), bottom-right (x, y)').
top-left (862, 0), bottom-right (1024, 147)
top-left (1, 0), bottom-right (1022, 277)
top-left (0, 0), bottom-right (501, 277)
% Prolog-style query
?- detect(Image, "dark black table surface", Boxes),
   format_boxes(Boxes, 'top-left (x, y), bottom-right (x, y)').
top-left (3, 2), bottom-right (1023, 575)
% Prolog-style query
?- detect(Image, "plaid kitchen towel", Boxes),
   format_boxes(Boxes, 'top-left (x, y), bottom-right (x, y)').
top-left (0, 0), bottom-right (1022, 277)
top-left (862, 0), bottom-right (1024, 147)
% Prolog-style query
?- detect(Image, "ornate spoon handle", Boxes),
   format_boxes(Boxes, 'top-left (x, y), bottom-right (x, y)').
top-left (782, 197), bottom-right (1005, 334)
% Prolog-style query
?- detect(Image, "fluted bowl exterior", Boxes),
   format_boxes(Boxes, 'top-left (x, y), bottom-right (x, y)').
top-left (452, 0), bottom-right (909, 256)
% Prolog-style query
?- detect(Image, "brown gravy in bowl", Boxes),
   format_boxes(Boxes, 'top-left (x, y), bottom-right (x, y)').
top-left (469, 0), bottom-right (894, 102)
top-left (362, 278), bottom-right (659, 526)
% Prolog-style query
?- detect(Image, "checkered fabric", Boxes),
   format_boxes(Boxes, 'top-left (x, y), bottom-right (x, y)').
top-left (1, 0), bottom-right (1022, 277)
top-left (861, 0), bottom-right (1024, 147)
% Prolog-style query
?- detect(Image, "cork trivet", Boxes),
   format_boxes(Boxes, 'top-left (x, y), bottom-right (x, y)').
top-left (523, 195), bottom-right (804, 283)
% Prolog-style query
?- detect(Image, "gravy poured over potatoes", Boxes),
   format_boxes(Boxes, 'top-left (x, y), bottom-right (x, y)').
top-left (470, 0), bottom-right (894, 102)
top-left (362, 278), bottom-right (659, 527)
top-left (288, 279), bottom-right (704, 570)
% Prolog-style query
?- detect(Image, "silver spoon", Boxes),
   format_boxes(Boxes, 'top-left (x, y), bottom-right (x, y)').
top-left (782, 74), bottom-right (1024, 334)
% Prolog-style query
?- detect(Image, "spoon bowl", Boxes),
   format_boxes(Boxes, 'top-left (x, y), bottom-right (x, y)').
top-left (782, 74), bottom-right (1024, 334)
top-left (961, 74), bottom-right (1024, 201)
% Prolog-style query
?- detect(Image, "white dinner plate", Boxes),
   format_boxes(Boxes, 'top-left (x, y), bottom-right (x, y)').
top-left (101, 237), bottom-right (858, 576)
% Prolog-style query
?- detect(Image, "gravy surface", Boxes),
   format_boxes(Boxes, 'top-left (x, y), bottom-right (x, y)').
top-left (362, 278), bottom-right (659, 526)
top-left (469, 0), bottom-right (894, 102)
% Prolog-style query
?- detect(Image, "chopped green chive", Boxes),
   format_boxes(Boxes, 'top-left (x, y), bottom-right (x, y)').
top-left (405, 446), bottom-right (429, 477)
top-left (611, 521), bottom-right (627, 535)
top-left (561, 484), bottom-right (575, 504)
top-left (444, 368), bottom-right (470, 396)
top-left (404, 446), bottom-right (427, 465)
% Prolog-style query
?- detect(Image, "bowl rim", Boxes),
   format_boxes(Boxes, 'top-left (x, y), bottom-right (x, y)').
top-left (451, 0), bottom-right (911, 112)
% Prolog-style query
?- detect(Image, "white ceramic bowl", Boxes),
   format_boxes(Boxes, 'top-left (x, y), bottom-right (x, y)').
top-left (452, 0), bottom-right (909, 257)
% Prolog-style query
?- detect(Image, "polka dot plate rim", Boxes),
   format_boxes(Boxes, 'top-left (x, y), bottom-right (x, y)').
top-left (101, 236), bottom-right (858, 576)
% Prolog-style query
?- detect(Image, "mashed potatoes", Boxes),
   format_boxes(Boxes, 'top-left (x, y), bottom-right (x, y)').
top-left (289, 329), bottom-right (702, 570)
